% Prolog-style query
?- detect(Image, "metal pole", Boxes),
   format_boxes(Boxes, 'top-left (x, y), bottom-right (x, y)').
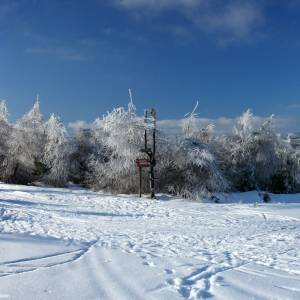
top-left (144, 110), bottom-right (148, 150)
top-left (150, 109), bottom-right (156, 199)
top-left (150, 160), bottom-right (155, 199)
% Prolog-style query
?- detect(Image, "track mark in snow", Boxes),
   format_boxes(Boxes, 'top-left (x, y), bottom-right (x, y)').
top-left (0, 237), bottom-right (96, 278)
top-left (166, 262), bottom-right (250, 299)
top-left (85, 247), bottom-right (162, 300)
top-left (275, 285), bottom-right (300, 292)
top-left (143, 261), bottom-right (156, 267)
top-left (164, 268), bottom-right (175, 274)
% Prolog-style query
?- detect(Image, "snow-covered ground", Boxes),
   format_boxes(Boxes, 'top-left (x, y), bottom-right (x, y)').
top-left (0, 184), bottom-right (299, 299)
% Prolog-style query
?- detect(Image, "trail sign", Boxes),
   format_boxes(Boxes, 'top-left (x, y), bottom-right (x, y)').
top-left (135, 159), bottom-right (150, 167)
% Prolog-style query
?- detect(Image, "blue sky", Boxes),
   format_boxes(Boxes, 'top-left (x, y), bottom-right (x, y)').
top-left (1, 0), bottom-right (300, 131)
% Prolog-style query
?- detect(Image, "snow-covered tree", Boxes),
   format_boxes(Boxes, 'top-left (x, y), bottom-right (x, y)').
top-left (156, 103), bottom-right (228, 200)
top-left (217, 110), bottom-right (298, 192)
top-left (43, 114), bottom-right (72, 187)
top-left (0, 100), bottom-right (9, 123)
top-left (182, 101), bottom-right (200, 139)
top-left (0, 100), bottom-right (12, 182)
top-left (6, 99), bottom-right (46, 184)
top-left (1, 95), bottom-right (300, 196)
top-left (233, 108), bottom-right (253, 140)
top-left (69, 127), bottom-right (95, 185)
top-left (88, 96), bottom-right (145, 193)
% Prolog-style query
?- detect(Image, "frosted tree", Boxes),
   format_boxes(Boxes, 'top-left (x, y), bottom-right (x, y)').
top-left (222, 109), bottom-right (258, 190)
top-left (158, 103), bottom-right (228, 199)
top-left (43, 114), bottom-right (72, 187)
top-left (88, 90), bottom-right (146, 193)
top-left (254, 116), bottom-right (279, 186)
top-left (1, 94), bottom-right (299, 195)
top-left (0, 100), bottom-right (9, 123)
top-left (233, 108), bottom-right (253, 140)
top-left (69, 127), bottom-right (96, 185)
top-left (218, 110), bottom-right (294, 192)
top-left (0, 100), bottom-right (12, 181)
top-left (182, 101), bottom-right (200, 139)
top-left (6, 99), bottom-right (46, 183)
top-left (90, 109), bottom-right (144, 192)
top-left (182, 101), bottom-right (215, 142)
top-left (291, 149), bottom-right (300, 192)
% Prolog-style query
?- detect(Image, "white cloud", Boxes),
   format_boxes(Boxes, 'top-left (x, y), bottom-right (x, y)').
top-left (68, 120), bottom-right (93, 133)
top-left (113, 0), bottom-right (265, 45)
top-left (114, 0), bottom-right (201, 10)
top-left (158, 115), bottom-right (299, 136)
top-left (195, 2), bottom-right (264, 45)
top-left (158, 117), bottom-right (234, 136)
top-left (67, 114), bottom-right (299, 136)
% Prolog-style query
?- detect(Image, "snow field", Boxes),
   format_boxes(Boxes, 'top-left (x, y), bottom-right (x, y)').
top-left (0, 184), bottom-right (299, 299)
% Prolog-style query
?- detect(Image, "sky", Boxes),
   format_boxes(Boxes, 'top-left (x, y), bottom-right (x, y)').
top-left (1, 0), bottom-right (300, 132)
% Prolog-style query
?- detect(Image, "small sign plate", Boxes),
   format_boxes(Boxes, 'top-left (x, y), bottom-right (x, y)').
top-left (135, 159), bottom-right (150, 167)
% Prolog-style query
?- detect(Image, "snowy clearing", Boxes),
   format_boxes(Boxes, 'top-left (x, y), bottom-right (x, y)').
top-left (0, 184), bottom-right (299, 299)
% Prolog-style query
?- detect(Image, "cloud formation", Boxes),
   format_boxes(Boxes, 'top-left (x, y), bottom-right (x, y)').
top-left (158, 115), bottom-right (299, 136)
top-left (68, 120), bottom-right (93, 132)
top-left (68, 115), bottom-right (300, 136)
top-left (113, 0), bottom-right (265, 45)
top-left (195, 2), bottom-right (264, 45)
top-left (115, 0), bottom-right (201, 10)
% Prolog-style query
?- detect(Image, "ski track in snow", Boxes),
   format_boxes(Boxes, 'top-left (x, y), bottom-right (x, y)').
top-left (0, 184), bottom-right (299, 299)
top-left (0, 239), bottom-right (96, 278)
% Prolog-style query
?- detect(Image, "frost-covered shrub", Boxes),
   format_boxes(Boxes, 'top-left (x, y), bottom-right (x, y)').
top-left (165, 139), bottom-right (228, 197)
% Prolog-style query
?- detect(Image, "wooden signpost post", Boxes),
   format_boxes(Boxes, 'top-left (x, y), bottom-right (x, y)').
top-left (135, 159), bottom-right (150, 197)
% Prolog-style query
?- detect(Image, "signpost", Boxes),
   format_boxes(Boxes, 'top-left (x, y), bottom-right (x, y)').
top-left (136, 108), bottom-right (157, 199)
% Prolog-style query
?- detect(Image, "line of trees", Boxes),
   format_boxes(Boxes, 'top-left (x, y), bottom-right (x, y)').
top-left (0, 97), bottom-right (300, 198)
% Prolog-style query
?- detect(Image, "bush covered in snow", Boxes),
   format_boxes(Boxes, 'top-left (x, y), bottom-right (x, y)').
top-left (216, 110), bottom-right (300, 193)
top-left (87, 100), bottom-right (145, 193)
top-left (1, 95), bottom-right (300, 198)
top-left (154, 102), bottom-right (228, 199)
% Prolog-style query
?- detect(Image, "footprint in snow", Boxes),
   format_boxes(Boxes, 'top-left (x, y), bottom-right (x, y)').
top-left (143, 261), bottom-right (156, 267)
top-left (164, 268), bottom-right (175, 274)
